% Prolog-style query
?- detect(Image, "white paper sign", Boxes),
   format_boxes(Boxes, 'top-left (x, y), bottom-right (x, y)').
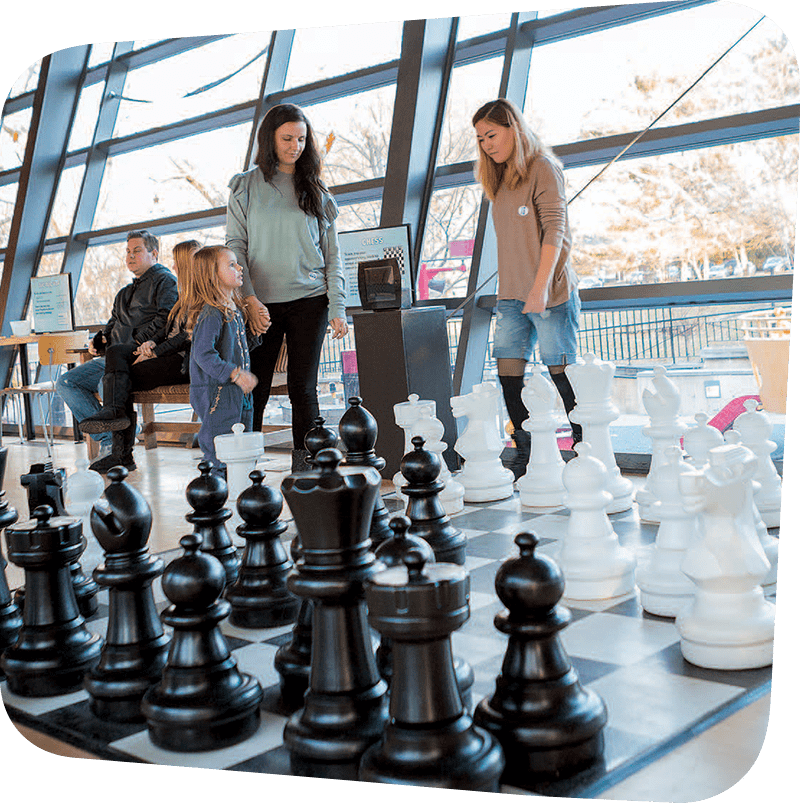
top-left (30, 274), bottom-right (74, 333)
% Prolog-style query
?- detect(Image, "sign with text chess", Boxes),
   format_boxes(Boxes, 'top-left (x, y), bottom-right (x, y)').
top-left (30, 273), bottom-right (75, 333)
top-left (339, 224), bottom-right (413, 309)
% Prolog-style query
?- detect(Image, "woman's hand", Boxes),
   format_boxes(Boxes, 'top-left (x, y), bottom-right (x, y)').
top-left (329, 317), bottom-right (349, 340)
top-left (523, 286), bottom-right (548, 315)
top-left (135, 340), bottom-right (157, 358)
top-left (231, 368), bottom-right (259, 394)
top-left (245, 295), bottom-right (271, 335)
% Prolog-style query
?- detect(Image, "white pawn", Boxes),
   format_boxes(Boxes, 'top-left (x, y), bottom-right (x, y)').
top-left (64, 457), bottom-right (106, 569)
top-left (636, 366), bottom-right (687, 524)
top-left (676, 441), bottom-right (775, 669)
top-left (410, 407), bottom-right (464, 515)
top-left (565, 353), bottom-right (633, 513)
top-left (557, 442), bottom-right (636, 601)
top-left (635, 446), bottom-right (702, 617)
top-left (724, 430), bottom-right (778, 595)
top-left (214, 423), bottom-right (265, 535)
top-left (516, 366), bottom-right (566, 509)
top-left (392, 394), bottom-right (437, 501)
top-left (734, 399), bottom-right (782, 529)
top-left (451, 382), bottom-right (514, 503)
top-left (683, 412), bottom-right (724, 469)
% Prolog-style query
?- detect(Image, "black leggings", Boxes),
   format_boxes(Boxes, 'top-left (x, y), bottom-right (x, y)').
top-left (248, 294), bottom-right (329, 448)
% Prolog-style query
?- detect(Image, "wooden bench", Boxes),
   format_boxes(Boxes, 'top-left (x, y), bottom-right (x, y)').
top-left (85, 340), bottom-right (289, 458)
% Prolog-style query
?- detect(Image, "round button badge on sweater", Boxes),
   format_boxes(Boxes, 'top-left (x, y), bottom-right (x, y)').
top-left (517, 205), bottom-right (529, 217)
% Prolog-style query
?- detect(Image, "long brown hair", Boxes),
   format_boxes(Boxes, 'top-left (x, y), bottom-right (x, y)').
top-left (472, 98), bottom-right (558, 200)
top-left (254, 103), bottom-right (327, 221)
top-left (174, 245), bottom-right (248, 332)
top-left (167, 239), bottom-right (201, 327)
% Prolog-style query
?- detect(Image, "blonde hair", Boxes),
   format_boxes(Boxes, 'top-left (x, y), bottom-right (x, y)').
top-left (176, 245), bottom-right (249, 332)
top-left (472, 98), bottom-right (558, 200)
top-left (167, 239), bottom-right (201, 327)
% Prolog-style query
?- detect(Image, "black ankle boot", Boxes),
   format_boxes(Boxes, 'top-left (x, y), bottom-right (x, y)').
top-left (90, 412), bottom-right (137, 474)
top-left (80, 372), bottom-right (131, 433)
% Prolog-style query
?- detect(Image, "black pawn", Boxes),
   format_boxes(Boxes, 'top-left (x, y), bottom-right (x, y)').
top-left (84, 467), bottom-right (170, 722)
top-left (401, 435), bottom-right (466, 564)
top-left (225, 470), bottom-right (300, 628)
top-left (473, 532), bottom-right (608, 787)
top-left (0, 491), bottom-right (22, 677)
top-left (1, 505), bottom-right (102, 696)
top-left (339, 396), bottom-right (393, 550)
top-left (282, 448), bottom-right (388, 779)
top-left (185, 460), bottom-right (240, 586)
top-left (360, 551), bottom-right (504, 790)
top-left (274, 416), bottom-right (337, 707)
top-left (18, 462), bottom-right (99, 618)
top-left (141, 533), bottom-right (263, 751)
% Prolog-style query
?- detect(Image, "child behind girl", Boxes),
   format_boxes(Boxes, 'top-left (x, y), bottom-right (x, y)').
top-left (181, 245), bottom-right (259, 473)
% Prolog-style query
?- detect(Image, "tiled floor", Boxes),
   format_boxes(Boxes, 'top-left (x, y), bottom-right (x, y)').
top-left (0, 435), bottom-right (792, 802)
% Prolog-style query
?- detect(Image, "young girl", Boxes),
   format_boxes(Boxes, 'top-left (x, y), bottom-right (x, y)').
top-left (186, 245), bottom-right (259, 473)
top-left (472, 98), bottom-right (582, 479)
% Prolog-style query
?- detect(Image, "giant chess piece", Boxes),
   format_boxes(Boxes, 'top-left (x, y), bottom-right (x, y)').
top-left (734, 398), bottom-right (782, 528)
top-left (141, 533), bottom-right (263, 750)
top-left (214, 422), bottom-right (266, 534)
top-left (84, 467), bottom-right (170, 722)
top-left (392, 394), bottom-right (437, 500)
top-left (452, 382), bottom-right (515, 502)
top-left (683, 412), bottom-right (724, 469)
top-left (185, 460), bottom-right (240, 586)
top-left (339, 396), bottom-right (393, 549)
top-left (725, 430), bottom-right (778, 594)
top-left (635, 365), bottom-right (687, 524)
top-left (0, 490), bottom-right (22, 676)
top-left (557, 442), bottom-right (636, 601)
top-left (401, 436), bottom-right (466, 565)
top-left (273, 417), bottom-right (338, 708)
top-left (635, 446), bottom-right (702, 617)
top-left (1, 505), bottom-right (102, 696)
top-left (676, 441), bottom-right (775, 669)
top-left (360, 551), bottom-right (505, 791)
top-left (516, 366), bottom-right (567, 509)
top-left (225, 470), bottom-right (300, 628)
top-left (16, 461), bottom-right (100, 618)
top-left (282, 448), bottom-right (388, 779)
top-left (411, 405), bottom-right (464, 515)
top-left (566, 354), bottom-right (633, 513)
top-left (474, 533), bottom-right (607, 787)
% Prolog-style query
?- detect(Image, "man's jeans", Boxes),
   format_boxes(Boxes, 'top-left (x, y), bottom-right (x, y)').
top-left (55, 357), bottom-right (110, 446)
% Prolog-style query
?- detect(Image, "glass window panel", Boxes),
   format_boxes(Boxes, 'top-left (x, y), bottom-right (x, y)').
top-left (438, 57), bottom-right (503, 168)
top-left (310, 85), bottom-right (397, 186)
top-left (36, 251), bottom-right (64, 276)
top-left (7, 60), bottom-right (40, 98)
top-left (89, 42), bottom-right (115, 68)
top-left (0, 182), bottom-right (19, 249)
top-left (113, 32), bottom-right (273, 137)
top-left (566, 136), bottom-right (797, 288)
top-left (419, 184), bottom-right (483, 300)
top-left (336, 201), bottom-right (381, 236)
top-left (46, 164), bottom-right (86, 239)
top-left (457, 13), bottom-right (511, 41)
top-left (1, 108), bottom-right (32, 169)
top-left (68, 81), bottom-right (104, 152)
top-left (524, 2), bottom-right (797, 146)
top-left (284, 21), bottom-right (403, 89)
top-left (93, 124), bottom-right (250, 229)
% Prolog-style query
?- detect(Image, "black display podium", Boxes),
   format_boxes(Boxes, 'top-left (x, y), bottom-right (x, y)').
top-left (352, 306), bottom-right (458, 477)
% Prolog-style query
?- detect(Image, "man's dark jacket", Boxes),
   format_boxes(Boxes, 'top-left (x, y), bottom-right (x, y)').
top-left (93, 263), bottom-right (178, 352)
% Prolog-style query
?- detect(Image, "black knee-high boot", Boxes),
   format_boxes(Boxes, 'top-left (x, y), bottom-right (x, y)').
top-left (79, 371), bottom-right (131, 433)
top-left (498, 374), bottom-right (531, 480)
top-left (549, 370), bottom-right (582, 446)
top-left (89, 411), bottom-right (137, 474)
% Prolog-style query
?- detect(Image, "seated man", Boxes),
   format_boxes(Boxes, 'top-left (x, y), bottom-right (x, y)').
top-left (56, 229), bottom-right (177, 464)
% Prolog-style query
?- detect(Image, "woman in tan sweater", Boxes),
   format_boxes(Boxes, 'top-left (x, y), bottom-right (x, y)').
top-left (472, 98), bottom-right (582, 478)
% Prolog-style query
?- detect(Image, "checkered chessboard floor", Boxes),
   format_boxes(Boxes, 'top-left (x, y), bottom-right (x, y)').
top-left (1, 490), bottom-right (775, 798)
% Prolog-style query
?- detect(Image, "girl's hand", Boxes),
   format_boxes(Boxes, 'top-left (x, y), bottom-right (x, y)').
top-left (245, 295), bottom-right (270, 335)
top-left (135, 340), bottom-right (157, 358)
top-left (232, 368), bottom-right (258, 394)
top-left (329, 317), bottom-right (349, 340)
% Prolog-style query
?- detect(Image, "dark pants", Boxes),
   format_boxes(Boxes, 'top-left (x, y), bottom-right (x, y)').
top-left (248, 294), bottom-right (329, 448)
top-left (104, 343), bottom-right (187, 404)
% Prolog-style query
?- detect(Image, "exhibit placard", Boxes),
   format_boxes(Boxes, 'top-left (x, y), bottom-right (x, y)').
top-left (339, 224), bottom-right (414, 308)
top-left (30, 273), bottom-right (75, 333)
